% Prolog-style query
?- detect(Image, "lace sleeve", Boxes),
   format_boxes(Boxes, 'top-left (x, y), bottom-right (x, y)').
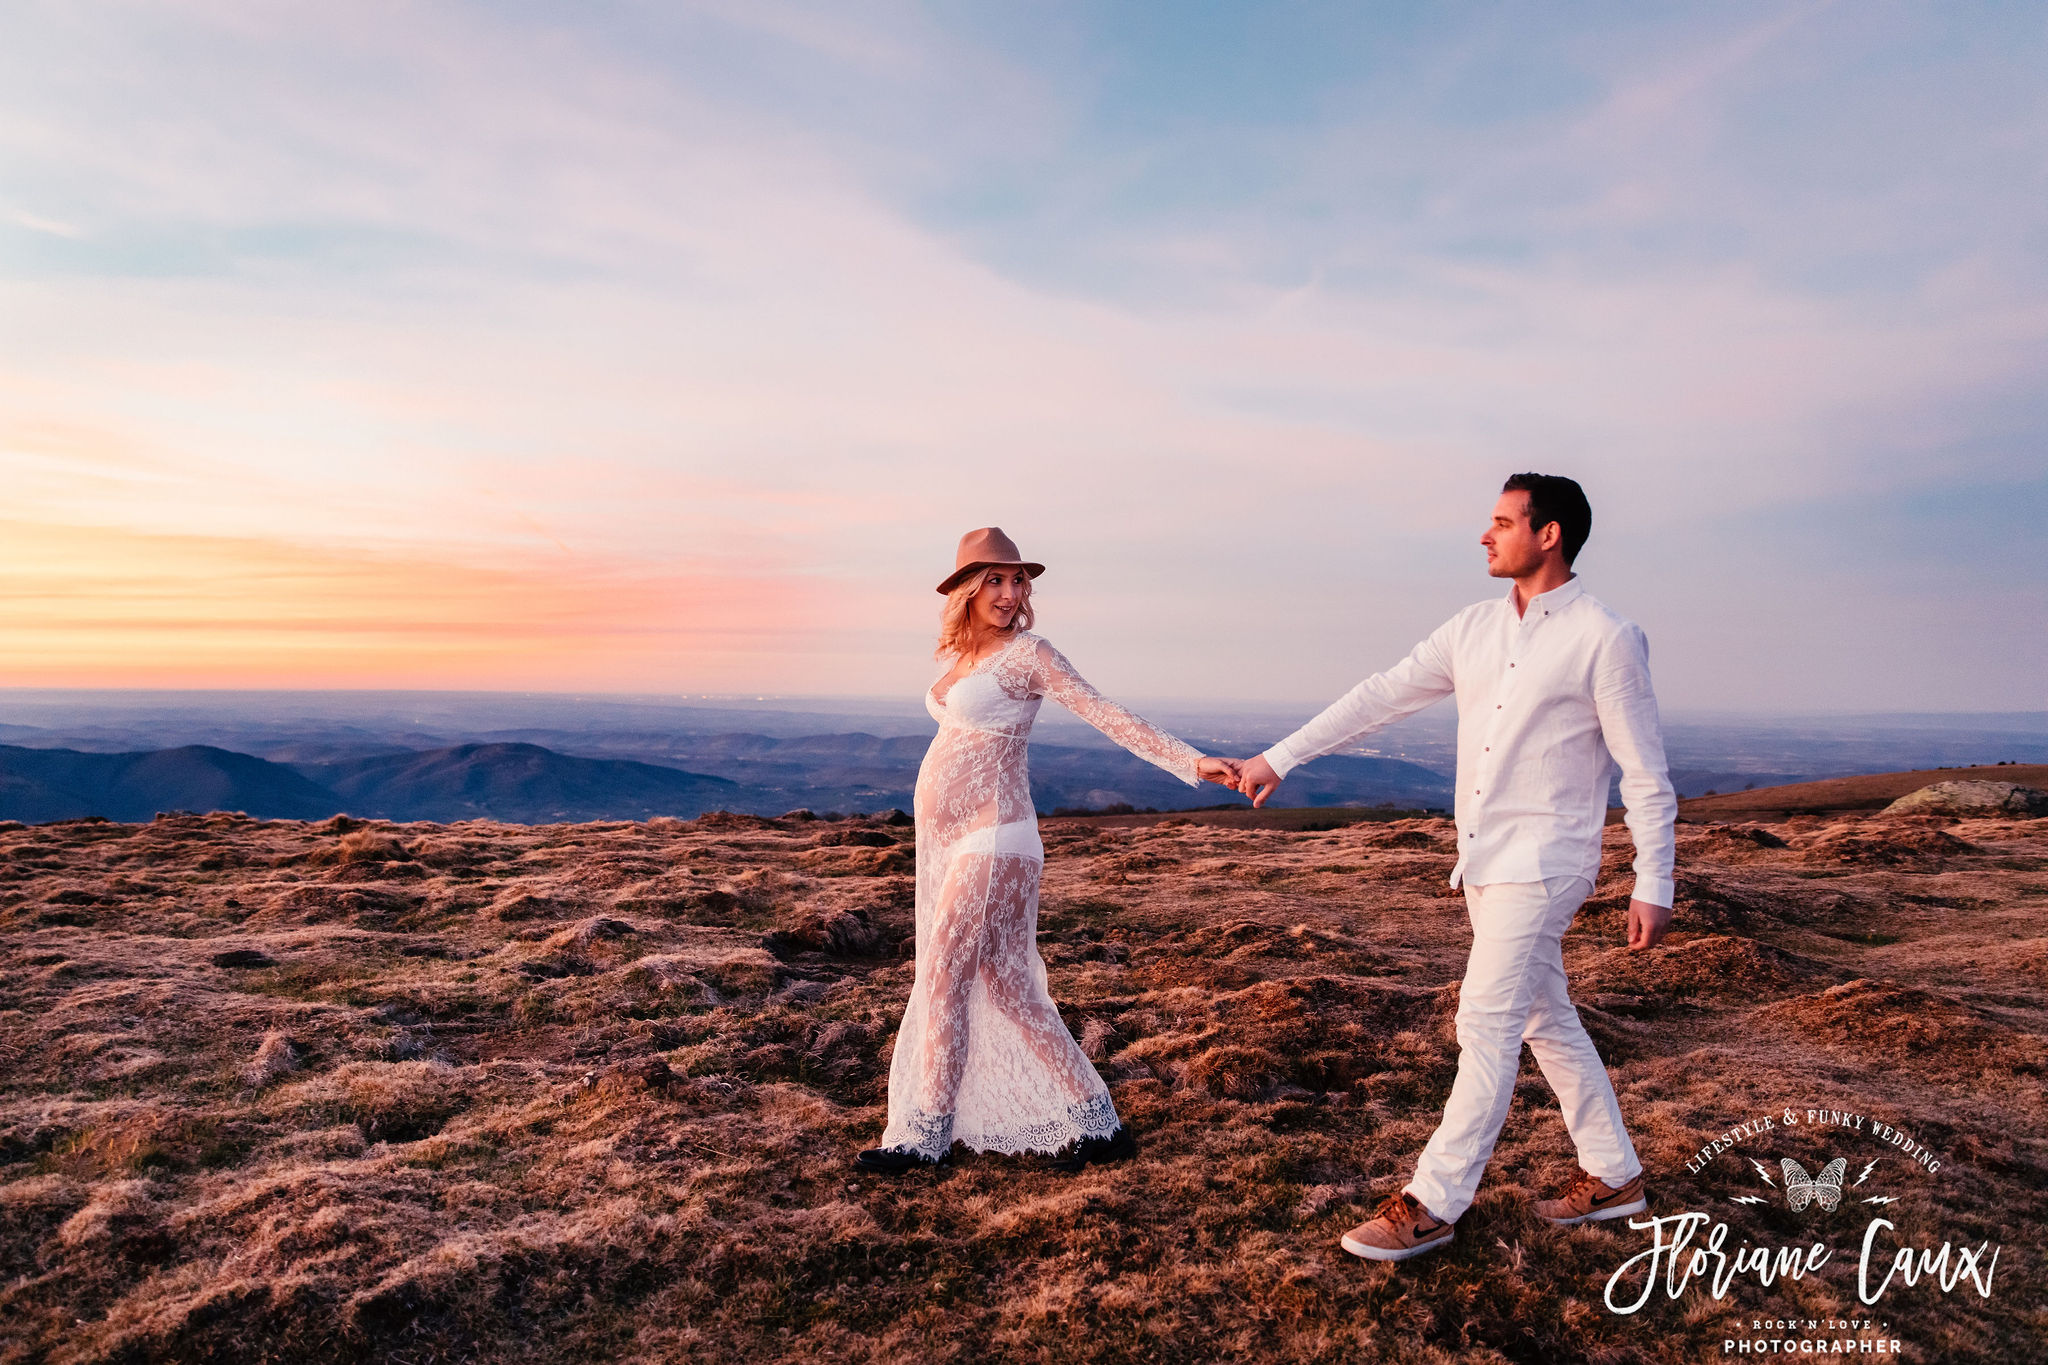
top-left (1029, 638), bottom-right (1203, 786)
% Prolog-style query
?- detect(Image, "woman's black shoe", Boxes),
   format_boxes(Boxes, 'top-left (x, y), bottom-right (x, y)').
top-left (856, 1146), bottom-right (945, 1174)
top-left (1048, 1126), bottom-right (1138, 1173)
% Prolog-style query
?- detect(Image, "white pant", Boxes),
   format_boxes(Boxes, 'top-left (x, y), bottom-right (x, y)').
top-left (1405, 875), bottom-right (1641, 1223)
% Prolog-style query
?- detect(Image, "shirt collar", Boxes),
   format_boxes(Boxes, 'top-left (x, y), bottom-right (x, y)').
top-left (1506, 574), bottom-right (1584, 614)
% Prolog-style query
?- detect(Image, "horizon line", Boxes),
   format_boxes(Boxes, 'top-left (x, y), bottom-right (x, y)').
top-left (0, 686), bottom-right (2043, 724)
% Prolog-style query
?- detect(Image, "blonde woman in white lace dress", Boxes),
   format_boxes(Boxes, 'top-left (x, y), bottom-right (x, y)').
top-left (858, 528), bottom-right (1236, 1174)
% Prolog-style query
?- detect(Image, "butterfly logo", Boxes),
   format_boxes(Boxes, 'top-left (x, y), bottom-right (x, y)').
top-left (1781, 1157), bottom-right (1847, 1213)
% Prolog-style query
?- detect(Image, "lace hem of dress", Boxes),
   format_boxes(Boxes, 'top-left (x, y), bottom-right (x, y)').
top-left (882, 1096), bottom-right (1121, 1160)
top-left (956, 1095), bottom-right (1123, 1158)
top-left (883, 1108), bottom-right (956, 1160)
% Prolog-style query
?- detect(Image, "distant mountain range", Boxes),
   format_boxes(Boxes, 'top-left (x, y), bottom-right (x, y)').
top-left (0, 736), bottom-right (1455, 825)
top-left (9, 691), bottom-right (2043, 826)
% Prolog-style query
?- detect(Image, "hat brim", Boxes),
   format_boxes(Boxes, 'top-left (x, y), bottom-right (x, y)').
top-left (936, 560), bottom-right (1046, 595)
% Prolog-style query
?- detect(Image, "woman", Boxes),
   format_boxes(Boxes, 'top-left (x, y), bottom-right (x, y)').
top-left (858, 528), bottom-right (1235, 1174)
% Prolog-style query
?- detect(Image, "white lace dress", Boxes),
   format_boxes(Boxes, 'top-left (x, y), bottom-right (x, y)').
top-left (879, 630), bottom-right (1205, 1159)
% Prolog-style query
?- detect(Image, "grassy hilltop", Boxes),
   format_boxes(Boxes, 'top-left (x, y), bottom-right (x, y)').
top-left (1, 801), bottom-right (2043, 1362)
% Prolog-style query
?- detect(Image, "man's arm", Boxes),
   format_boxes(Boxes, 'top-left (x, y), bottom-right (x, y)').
top-left (1594, 623), bottom-right (1678, 949)
top-left (1235, 625), bottom-right (1458, 807)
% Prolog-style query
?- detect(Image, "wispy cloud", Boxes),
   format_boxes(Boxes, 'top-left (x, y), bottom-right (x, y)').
top-left (7, 207), bottom-right (83, 238)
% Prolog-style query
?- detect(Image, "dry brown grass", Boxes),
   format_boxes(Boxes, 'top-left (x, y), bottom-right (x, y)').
top-left (2, 808), bottom-right (2044, 1363)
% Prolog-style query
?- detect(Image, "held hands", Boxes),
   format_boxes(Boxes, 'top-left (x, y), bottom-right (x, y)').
top-left (1193, 754), bottom-right (1282, 806)
top-left (1231, 754), bottom-right (1282, 807)
top-left (1625, 898), bottom-right (1672, 951)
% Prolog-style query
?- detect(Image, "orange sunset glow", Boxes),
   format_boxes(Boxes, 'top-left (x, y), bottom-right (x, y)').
top-left (0, 520), bottom-right (837, 690)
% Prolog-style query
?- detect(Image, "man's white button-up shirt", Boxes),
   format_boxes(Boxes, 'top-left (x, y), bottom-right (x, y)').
top-left (1261, 577), bottom-right (1677, 906)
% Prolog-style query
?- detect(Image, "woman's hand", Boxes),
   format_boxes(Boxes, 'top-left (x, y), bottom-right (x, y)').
top-left (1196, 756), bottom-right (1242, 788)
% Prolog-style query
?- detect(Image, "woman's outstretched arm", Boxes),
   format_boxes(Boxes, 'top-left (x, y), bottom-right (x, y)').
top-left (1028, 638), bottom-right (1207, 787)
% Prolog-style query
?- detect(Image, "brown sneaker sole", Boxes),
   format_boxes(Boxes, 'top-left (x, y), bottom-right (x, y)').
top-left (1340, 1226), bottom-right (1454, 1262)
top-left (1542, 1194), bottom-right (1647, 1227)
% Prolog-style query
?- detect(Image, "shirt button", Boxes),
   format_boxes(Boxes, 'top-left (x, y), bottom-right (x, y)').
top-left (1509, 662), bottom-right (1516, 668)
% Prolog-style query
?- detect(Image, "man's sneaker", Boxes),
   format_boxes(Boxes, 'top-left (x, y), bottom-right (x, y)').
top-left (1536, 1170), bottom-right (1647, 1226)
top-left (1340, 1191), bottom-right (1455, 1262)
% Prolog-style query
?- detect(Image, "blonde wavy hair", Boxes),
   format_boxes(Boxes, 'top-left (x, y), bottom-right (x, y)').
top-left (936, 568), bottom-right (1035, 660)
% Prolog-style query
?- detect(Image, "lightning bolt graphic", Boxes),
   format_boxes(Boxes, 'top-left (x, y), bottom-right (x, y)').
top-left (1862, 1195), bottom-right (1900, 1205)
top-left (1730, 1195), bottom-right (1768, 1206)
top-left (1855, 1159), bottom-right (1880, 1187)
top-left (1750, 1158), bottom-right (1776, 1187)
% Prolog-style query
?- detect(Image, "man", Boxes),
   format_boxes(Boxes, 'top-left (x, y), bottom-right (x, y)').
top-left (1227, 473), bottom-right (1676, 1262)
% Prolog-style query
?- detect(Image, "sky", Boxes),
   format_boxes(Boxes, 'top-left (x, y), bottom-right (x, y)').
top-left (2, 1), bottom-right (2044, 710)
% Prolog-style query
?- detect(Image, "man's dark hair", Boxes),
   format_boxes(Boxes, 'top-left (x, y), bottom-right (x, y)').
top-left (1502, 472), bottom-right (1592, 566)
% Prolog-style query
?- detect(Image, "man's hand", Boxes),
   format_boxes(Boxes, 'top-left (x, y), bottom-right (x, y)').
top-left (1625, 898), bottom-right (1672, 951)
top-left (1196, 756), bottom-right (1241, 787)
top-left (1233, 754), bottom-right (1283, 808)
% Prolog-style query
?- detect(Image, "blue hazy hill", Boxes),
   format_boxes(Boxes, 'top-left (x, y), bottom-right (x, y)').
top-left (0, 745), bottom-right (342, 823)
top-left (295, 742), bottom-right (744, 824)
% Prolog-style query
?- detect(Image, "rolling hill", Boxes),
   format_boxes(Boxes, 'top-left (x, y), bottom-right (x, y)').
top-left (297, 742), bottom-right (744, 823)
top-left (0, 744), bottom-right (342, 823)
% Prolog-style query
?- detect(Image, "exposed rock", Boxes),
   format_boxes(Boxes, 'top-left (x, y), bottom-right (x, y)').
top-left (1885, 780), bottom-right (2048, 818)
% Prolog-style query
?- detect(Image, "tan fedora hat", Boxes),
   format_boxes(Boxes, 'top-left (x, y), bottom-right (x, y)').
top-left (936, 527), bottom-right (1045, 594)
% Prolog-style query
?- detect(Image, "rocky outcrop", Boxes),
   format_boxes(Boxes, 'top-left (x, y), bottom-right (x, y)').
top-left (1885, 780), bottom-right (2048, 818)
